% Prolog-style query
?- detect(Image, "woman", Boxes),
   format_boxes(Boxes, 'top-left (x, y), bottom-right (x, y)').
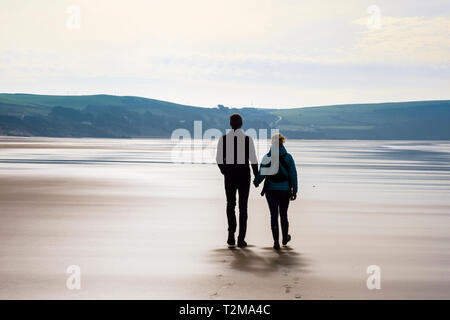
top-left (253, 134), bottom-right (298, 250)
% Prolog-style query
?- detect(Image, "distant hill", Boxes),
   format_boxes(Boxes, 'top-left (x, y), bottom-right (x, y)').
top-left (0, 93), bottom-right (449, 139)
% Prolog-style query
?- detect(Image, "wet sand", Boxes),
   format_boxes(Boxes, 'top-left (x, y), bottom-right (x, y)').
top-left (0, 137), bottom-right (449, 299)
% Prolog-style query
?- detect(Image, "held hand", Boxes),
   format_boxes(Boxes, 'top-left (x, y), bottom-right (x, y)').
top-left (290, 193), bottom-right (297, 201)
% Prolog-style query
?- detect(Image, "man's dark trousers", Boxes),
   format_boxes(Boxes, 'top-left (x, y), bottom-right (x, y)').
top-left (224, 168), bottom-right (250, 242)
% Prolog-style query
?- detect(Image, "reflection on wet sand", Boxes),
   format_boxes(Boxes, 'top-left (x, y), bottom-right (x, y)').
top-left (0, 137), bottom-right (449, 299)
top-left (210, 246), bottom-right (309, 277)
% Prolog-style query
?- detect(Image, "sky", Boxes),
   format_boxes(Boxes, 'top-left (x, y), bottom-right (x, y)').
top-left (1, 0), bottom-right (449, 108)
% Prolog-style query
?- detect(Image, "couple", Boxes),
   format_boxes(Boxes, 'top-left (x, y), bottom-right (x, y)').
top-left (216, 113), bottom-right (298, 250)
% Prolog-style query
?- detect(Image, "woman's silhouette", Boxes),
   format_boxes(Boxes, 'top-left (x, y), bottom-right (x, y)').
top-left (254, 134), bottom-right (298, 250)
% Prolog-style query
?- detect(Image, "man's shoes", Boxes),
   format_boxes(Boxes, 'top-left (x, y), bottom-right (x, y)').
top-left (227, 233), bottom-right (235, 246)
top-left (237, 240), bottom-right (247, 248)
top-left (273, 242), bottom-right (281, 250)
top-left (282, 234), bottom-right (291, 246)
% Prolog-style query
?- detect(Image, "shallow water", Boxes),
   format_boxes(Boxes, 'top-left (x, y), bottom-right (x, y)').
top-left (1, 138), bottom-right (448, 204)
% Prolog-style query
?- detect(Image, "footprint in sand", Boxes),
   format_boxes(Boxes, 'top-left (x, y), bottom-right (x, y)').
top-left (295, 294), bottom-right (302, 299)
top-left (283, 284), bottom-right (292, 294)
top-left (222, 282), bottom-right (235, 288)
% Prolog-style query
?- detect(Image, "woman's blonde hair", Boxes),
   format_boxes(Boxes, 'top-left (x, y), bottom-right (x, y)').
top-left (271, 133), bottom-right (286, 146)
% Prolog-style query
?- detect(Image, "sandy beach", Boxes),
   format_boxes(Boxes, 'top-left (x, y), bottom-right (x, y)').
top-left (0, 137), bottom-right (449, 299)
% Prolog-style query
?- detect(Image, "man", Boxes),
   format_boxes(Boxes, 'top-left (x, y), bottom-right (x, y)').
top-left (216, 114), bottom-right (258, 248)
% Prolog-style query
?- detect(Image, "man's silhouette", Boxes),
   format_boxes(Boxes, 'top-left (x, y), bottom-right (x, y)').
top-left (216, 114), bottom-right (258, 248)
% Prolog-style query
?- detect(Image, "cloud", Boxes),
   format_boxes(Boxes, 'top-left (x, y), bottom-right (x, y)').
top-left (0, 1), bottom-right (449, 107)
top-left (351, 16), bottom-right (450, 66)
